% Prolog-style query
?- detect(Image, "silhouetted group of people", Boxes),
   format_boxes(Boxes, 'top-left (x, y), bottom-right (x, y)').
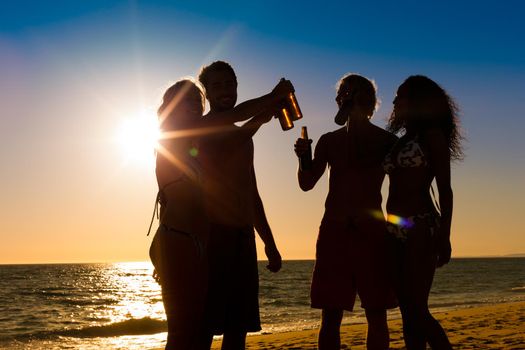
top-left (148, 60), bottom-right (463, 350)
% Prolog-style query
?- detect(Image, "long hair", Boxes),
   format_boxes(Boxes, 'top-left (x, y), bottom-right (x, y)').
top-left (387, 75), bottom-right (463, 161)
top-left (157, 78), bottom-right (204, 131)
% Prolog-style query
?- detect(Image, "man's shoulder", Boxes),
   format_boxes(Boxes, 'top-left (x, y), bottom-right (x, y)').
top-left (315, 128), bottom-right (346, 151)
top-left (320, 127), bottom-right (346, 141)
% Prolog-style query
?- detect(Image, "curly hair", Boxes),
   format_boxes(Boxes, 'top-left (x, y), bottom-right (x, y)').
top-left (198, 60), bottom-right (237, 90)
top-left (387, 75), bottom-right (464, 161)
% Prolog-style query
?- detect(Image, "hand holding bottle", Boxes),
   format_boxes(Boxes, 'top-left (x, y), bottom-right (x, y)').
top-left (272, 78), bottom-right (295, 100)
top-left (294, 126), bottom-right (312, 170)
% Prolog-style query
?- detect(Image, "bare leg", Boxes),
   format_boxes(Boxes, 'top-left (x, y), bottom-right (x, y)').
top-left (195, 332), bottom-right (214, 350)
top-left (221, 331), bottom-right (247, 350)
top-left (160, 231), bottom-right (208, 350)
top-left (398, 223), bottom-right (452, 350)
top-left (422, 310), bottom-right (452, 350)
top-left (319, 308), bottom-right (344, 350)
top-left (399, 303), bottom-right (426, 350)
top-left (365, 308), bottom-right (389, 350)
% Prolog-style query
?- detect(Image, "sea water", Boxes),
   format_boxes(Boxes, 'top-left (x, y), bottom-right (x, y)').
top-left (0, 258), bottom-right (524, 349)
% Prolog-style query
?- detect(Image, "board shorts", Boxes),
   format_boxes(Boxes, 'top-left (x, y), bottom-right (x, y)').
top-left (203, 223), bottom-right (261, 334)
top-left (311, 218), bottom-right (398, 312)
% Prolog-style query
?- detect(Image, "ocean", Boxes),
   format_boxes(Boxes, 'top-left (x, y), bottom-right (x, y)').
top-left (0, 258), bottom-right (524, 349)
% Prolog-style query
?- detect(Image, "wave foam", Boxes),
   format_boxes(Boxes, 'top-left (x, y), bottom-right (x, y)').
top-left (4, 318), bottom-right (167, 341)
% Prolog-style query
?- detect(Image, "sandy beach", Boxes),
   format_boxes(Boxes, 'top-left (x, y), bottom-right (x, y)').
top-left (202, 301), bottom-right (525, 349)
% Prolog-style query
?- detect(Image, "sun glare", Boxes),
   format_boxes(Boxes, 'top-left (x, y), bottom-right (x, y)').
top-left (116, 110), bottom-right (160, 165)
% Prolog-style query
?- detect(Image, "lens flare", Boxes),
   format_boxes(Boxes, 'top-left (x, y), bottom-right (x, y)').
top-left (370, 210), bottom-right (414, 229)
top-left (387, 214), bottom-right (414, 229)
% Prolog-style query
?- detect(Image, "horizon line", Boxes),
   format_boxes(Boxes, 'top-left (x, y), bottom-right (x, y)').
top-left (1, 255), bottom-right (525, 266)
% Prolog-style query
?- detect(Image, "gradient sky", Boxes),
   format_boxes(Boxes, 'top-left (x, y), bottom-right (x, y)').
top-left (1, 1), bottom-right (524, 263)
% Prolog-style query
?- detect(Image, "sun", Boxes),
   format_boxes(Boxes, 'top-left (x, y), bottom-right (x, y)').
top-left (115, 110), bottom-right (160, 166)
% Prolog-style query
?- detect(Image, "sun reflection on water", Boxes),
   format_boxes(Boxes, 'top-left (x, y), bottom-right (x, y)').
top-left (102, 262), bottom-right (165, 324)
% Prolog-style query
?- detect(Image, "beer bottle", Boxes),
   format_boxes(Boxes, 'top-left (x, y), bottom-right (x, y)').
top-left (334, 99), bottom-right (352, 126)
top-left (276, 100), bottom-right (294, 131)
top-left (287, 92), bottom-right (303, 121)
top-left (275, 89), bottom-right (303, 131)
top-left (299, 126), bottom-right (312, 171)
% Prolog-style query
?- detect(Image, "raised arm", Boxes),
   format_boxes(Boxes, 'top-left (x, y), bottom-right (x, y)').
top-left (222, 108), bottom-right (275, 149)
top-left (204, 108), bottom-right (274, 152)
top-left (295, 134), bottom-right (329, 191)
top-left (426, 128), bottom-right (453, 267)
top-left (237, 109), bottom-right (274, 139)
top-left (207, 79), bottom-right (293, 124)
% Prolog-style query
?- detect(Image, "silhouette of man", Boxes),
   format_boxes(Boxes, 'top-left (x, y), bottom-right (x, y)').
top-left (295, 74), bottom-right (398, 350)
top-left (197, 61), bottom-right (284, 350)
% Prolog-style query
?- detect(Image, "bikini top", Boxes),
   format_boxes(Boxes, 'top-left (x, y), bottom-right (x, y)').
top-left (383, 136), bottom-right (428, 174)
top-left (147, 150), bottom-right (203, 236)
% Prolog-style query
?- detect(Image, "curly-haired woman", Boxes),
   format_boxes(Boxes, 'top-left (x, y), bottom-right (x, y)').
top-left (385, 75), bottom-right (463, 350)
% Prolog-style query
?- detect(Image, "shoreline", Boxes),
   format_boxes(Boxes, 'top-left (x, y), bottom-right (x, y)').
top-left (200, 301), bottom-right (525, 349)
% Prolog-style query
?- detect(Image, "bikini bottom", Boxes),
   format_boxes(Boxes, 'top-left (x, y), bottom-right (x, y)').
top-left (386, 211), bottom-right (440, 242)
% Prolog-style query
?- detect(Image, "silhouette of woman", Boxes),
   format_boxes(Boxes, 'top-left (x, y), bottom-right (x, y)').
top-left (384, 75), bottom-right (463, 349)
top-left (151, 79), bottom-right (210, 350)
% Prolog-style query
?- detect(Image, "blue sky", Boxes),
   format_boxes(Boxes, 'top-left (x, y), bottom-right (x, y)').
top-left (2, 1), bottom-right (523, 64)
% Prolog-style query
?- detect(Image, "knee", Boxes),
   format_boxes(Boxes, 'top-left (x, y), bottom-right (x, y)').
top-left (400, 303), bottom-right (431, 329)
top-left (365, 309), bottom-right (387, 328)
top-left (411, 306), bottom-right (431, 323)
top-left (321, 309), bottom-right (344, 328)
